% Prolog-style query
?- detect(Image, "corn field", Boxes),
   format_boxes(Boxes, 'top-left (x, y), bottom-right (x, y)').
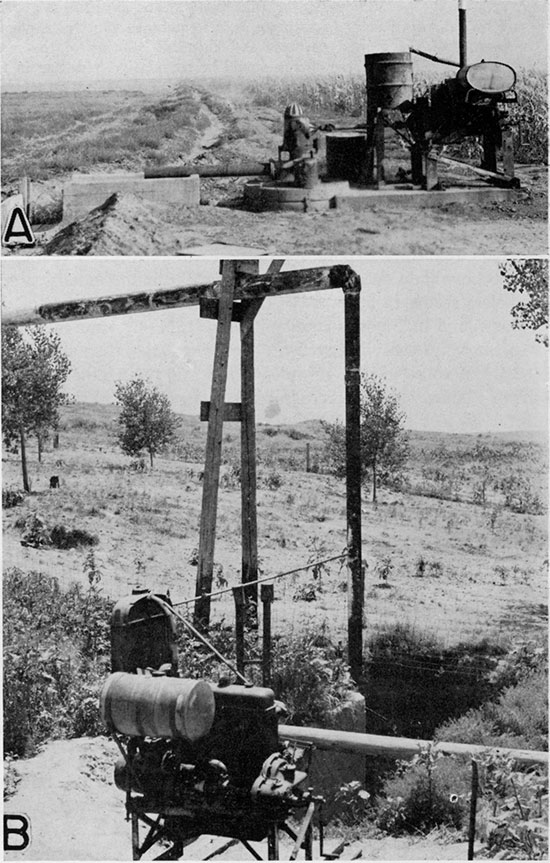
top-left (245, 67), bottom-right (547, 164)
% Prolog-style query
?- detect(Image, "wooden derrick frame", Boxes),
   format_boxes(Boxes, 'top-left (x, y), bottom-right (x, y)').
top-left (3, 260), bottom-right (364, 679)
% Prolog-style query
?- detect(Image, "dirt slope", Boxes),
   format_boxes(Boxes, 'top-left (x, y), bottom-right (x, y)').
top-left (4, 737), bottom-right (468, 861)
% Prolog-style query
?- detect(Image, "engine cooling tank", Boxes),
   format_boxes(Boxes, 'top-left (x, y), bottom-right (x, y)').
top-left (456, 62), bottom-right (516, 94)
top-left (365, 52), bottom-right (413, 110)
top-left (100, 672), bottom-right (215, 741)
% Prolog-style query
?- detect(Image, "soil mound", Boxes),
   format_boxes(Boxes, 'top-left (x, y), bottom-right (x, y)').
top-left (40, 192), bottom-right (179, 256)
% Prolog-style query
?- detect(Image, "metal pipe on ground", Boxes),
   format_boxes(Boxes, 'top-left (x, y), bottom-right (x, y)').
top-left (144, 162), bottom-right (271, 179)
top-left (279, 725), bottom-right (549, 768)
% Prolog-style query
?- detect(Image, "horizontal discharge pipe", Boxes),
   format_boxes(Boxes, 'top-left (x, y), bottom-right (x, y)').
top-left (279, 725), bottom-right (549, 768)
top-left (144, 161), bottom-right (270, 179)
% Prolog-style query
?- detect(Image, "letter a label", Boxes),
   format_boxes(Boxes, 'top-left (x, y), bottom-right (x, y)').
top-left (2, 206), bottom-right (35, 247)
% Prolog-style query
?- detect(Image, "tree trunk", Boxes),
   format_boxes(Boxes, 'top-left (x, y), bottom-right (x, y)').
top-left (20, 426), bottom-right (30, 493)
top-left (37, 433), bottom-right (43, 463)
top-left (149, 450), bottom-right (154, 469)
top-left (372, 458), bottom-right (377, 503)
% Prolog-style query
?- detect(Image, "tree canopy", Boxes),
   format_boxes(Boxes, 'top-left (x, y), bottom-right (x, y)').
top-left (500, 259), bottom-right (548, 347)
top-left (114, 376), bottom-right (178, 468)
top-left (324, 373), bottom-right (409, 503)
top-left (2, 326), bottom-right (71, 491)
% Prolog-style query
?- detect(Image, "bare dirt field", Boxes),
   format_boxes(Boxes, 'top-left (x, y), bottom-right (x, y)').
top-left (2, 85), bottom-right (547, 256)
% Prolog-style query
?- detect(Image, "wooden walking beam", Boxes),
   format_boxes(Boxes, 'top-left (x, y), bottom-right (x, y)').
top-left (194, 261), bottom-right (237, 629)
top-left (2, 265), bottom-right (358, 327)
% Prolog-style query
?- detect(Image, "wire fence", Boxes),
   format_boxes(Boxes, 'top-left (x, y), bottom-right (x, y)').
top-left (168, 552), bottom-right (350, 685)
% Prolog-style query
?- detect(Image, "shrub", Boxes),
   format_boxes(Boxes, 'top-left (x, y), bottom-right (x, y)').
top-left (21, 513), bottom-right (51, 547)
top-left (271, 626), bottom-right (356, 726)
top-left (49, 524), bottom-right (99, 549)
top-left (435, 666), bottom-right (548, 752)
top-left (476, 751), bottom-right (548, 859)
top-left (499, 474), bottom-right (545, 515)
top-left (3, 568), bottom-right (112, 756)
top-left (376, 749), bottom-right (470, 835)
top-left (263, 469), bottom-right (283, 490)
top-left (2, 488), bottom-right (26, 509)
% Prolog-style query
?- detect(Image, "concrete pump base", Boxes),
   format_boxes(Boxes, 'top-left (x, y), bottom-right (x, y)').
top-left (63, 172), bottom-right (200, 222)
top-left (243, 179), bottom-right (351, 212)
top-left (244, 178), bottom-right (520, 213)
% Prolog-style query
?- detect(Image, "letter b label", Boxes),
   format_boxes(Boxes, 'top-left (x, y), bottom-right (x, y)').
top-left (4, 814), bottom-right (30, 851)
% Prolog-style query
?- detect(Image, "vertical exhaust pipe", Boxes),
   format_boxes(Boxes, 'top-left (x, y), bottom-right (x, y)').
top-left (459, 0), bottom-right (468, 67)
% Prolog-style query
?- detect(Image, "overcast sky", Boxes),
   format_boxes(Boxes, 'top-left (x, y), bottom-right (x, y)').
top-left (2, 257), bottom-right (547, 434)
top-left (2, 0), bottom-right (547, 90)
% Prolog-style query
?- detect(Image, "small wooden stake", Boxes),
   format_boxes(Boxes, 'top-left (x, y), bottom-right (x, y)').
top-left (468, 759), bottom-right (479, 860)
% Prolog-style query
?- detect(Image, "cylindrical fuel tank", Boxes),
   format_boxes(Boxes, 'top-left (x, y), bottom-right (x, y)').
top-left (365, 52), bottom-right (413, 110)
top-left (100, 672), bottom-right (215, 741)
top-left (326, 133), bottom-right (368, 182)
top-left (456, 62), bottom-right (516, 94)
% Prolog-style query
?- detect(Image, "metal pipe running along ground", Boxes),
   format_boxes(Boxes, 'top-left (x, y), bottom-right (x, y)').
top-left (144, 161), bottom-right (271, 179)
top-left (279, 726), bottom-right (548, 768)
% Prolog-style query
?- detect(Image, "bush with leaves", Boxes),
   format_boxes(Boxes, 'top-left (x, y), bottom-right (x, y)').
top-left (476, 751), bottom-right (548, 860)
top-left (2, 488), bottom-right (26, 509)
top-left (376, 749), bottom-right (471, 835)
top-left (3, 567), bottom-right (112, 756)
top-left (271, 626), bottom-right (356, 726)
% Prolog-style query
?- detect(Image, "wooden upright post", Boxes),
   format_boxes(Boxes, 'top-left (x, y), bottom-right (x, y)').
top-left (240, 283), bottom-right (262, 611)
top-left (240, 260), bottom-right (284, 608)
top-left (194, 261), bottom-right (237, 629)
top-left (343, 279), bottom-right (363, 683)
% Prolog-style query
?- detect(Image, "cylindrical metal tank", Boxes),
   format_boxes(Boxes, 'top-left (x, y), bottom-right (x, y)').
top-left (326, 133), bottom-right (368, 182)
top-left (100, 672), bottom-right (216, 741)
top-left (365, 52), bottom-right (414, 110)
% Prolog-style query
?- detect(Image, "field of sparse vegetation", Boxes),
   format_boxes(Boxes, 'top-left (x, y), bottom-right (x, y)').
top-left (3, 402), bottom-right (547, 857)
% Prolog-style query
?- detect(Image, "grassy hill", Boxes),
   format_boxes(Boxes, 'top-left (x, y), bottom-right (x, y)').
top-left (3, 401), bottom-right (547, 649)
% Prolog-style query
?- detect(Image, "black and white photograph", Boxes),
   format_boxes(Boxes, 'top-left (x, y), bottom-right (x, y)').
top-left (0, 0), bottom-right (547, 255)
top-left (1, 0), bottom-right (548, 861)
top-left (2, 255), bottom-right (548, 859)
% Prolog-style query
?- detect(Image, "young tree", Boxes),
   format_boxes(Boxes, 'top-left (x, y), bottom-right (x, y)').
top-left (114, 376), bottom-right (178, 468)
top-left (324, 373), bottom-right (409, 503)
top-left (2, 326), bottom-right (72, 492)
top-left (500, 259), bottom-right (548, 347)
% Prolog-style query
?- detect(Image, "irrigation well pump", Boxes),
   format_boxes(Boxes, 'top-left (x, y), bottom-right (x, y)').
top-left (146, 1), bottom-right (520, 208)
top-left (102, 590), bottom-right (323, 860)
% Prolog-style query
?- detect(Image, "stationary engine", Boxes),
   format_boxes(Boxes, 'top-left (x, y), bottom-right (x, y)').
top-left (399, 60), bottom-right (517, 185)
top-left (101, 590), bottom-right (319, 859)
